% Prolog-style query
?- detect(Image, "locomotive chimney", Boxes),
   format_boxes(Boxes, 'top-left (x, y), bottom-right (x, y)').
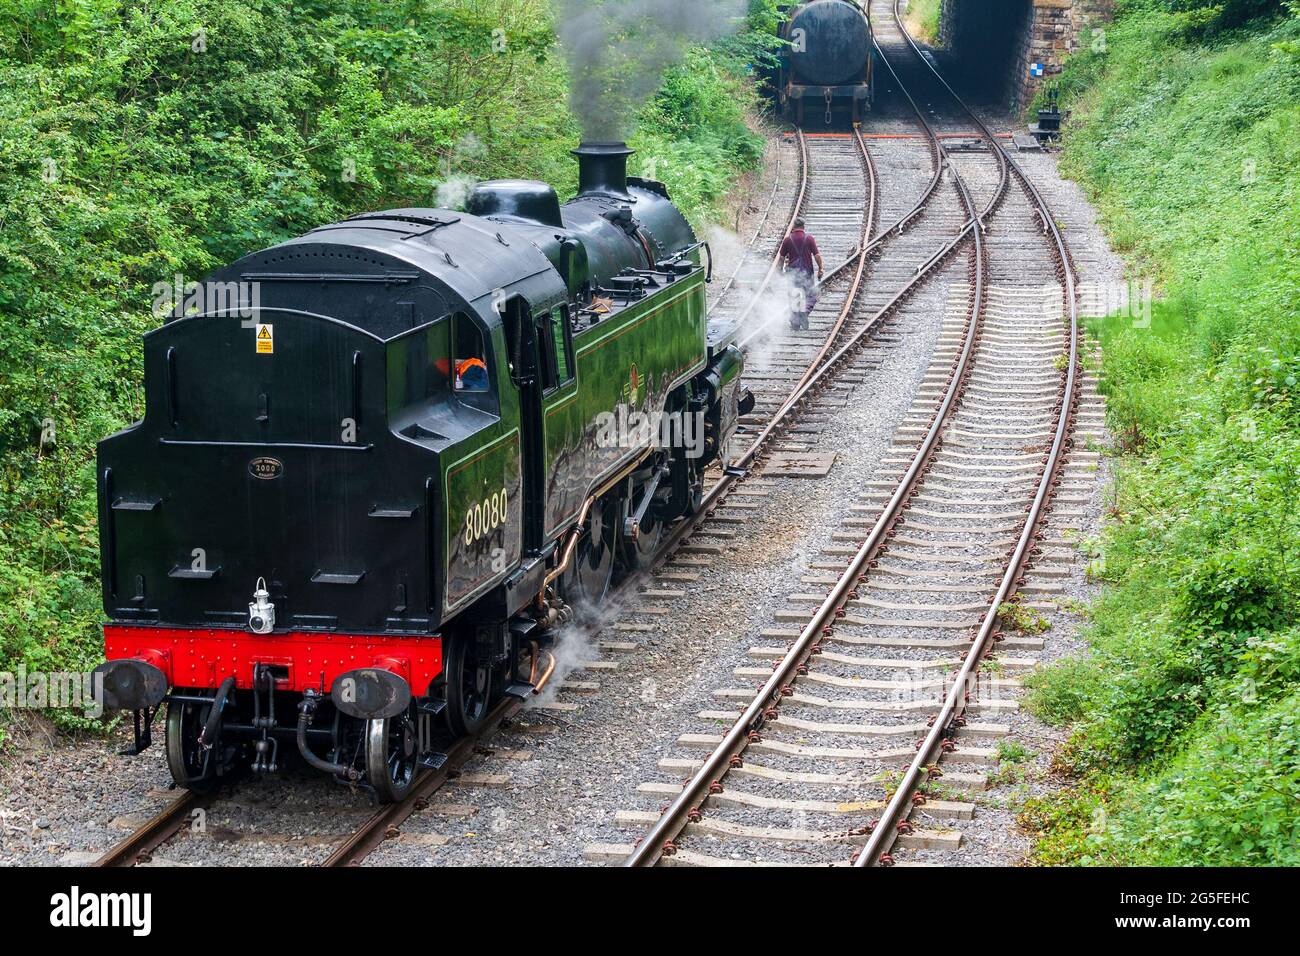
top-left (573, 141), bottom-right (634, 200)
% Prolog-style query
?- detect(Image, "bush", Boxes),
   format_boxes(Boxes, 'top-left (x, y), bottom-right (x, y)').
top-left (1121, 0), bottom-right (1289, 35)
top-left (631, 47), bottom-right (765, 222)
top-left (1103, 693), bottom-right (1300, 865)
top-left (1174, 549), bottom-right (1291, 633)
top-left (1023, 1), bottom-right (1300, 864)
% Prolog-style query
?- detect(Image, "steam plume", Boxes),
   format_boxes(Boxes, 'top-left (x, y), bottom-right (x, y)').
top-left (553, 0), bottom-right (748, 141)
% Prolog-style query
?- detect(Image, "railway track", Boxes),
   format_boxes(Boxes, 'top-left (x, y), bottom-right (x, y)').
top-left (608, 0), bottom-right (1082, 867)
top-left (319, 125), bottom-right (915, 866)
top-left (93, 697), bottom-right (528, 867)
top-left (95, 3), bottom-right (1078, 866)
top-left (672, 105), bottom-right (976, 570)
top-left (94, 791), bottom-right (205, 868)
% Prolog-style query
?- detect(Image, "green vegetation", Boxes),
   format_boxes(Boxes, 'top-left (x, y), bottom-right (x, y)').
top-left (987, 739), bottom-right (1034, 788)
top-left (0, 0), bottom-right (776, 738)
top-left (997, 600), bottom-right (1050, 634)
top-left (1022, 0), bottom-right (1300, 864)
top-left (903, 0), bottom-right (943, 44)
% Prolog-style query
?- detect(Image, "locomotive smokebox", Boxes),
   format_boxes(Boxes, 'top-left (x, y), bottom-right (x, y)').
top-left (573, 141), bottom-right (635, 200)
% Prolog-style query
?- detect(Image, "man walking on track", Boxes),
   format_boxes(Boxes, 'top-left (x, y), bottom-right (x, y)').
top-left (779, 217), bottom-right (824, 331)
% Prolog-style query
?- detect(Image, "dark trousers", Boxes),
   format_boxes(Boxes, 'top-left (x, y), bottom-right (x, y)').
top-left (789, 269), bottom-right (817, 330)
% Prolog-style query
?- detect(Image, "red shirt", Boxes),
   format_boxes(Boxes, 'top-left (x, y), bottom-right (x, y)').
top-left (779, 230), bottom-right (819, 274)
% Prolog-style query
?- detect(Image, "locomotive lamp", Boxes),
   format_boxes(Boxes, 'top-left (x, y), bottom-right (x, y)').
top-left (248, 577), bottom-right (275, 633)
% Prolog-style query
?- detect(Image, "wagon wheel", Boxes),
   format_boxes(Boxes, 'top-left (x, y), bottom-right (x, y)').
top-left (565, 493), bottom-right (618, 605)
top-left (365, 706), bottom-right (418, 803)
top-left (443, 635), bottom-right (494, 738)
top-left (165, 693), bottom-right (239, 794)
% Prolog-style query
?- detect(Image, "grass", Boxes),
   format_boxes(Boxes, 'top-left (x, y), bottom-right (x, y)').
top-left (1021, 3), bottom-right (1300, 865)
top-left (997, 601), bottom-right (1051, 635)
top-left (902, 0), bottom-right (943, 44)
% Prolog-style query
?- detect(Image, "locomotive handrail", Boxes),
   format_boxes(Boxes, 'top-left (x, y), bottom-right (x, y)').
top-left (661, 240), bottom-right (713, 281)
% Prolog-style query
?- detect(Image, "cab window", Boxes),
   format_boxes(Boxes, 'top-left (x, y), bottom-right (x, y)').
top-left (543, 305), bottom-right (574, 392)
top-left (453, 312), bottom-right (489, 393)
top-left (386, 317), bottom-right (450, 414)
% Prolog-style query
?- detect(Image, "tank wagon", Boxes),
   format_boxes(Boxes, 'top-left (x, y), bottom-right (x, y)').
top-left (776, 0), bottom-right (875, 126)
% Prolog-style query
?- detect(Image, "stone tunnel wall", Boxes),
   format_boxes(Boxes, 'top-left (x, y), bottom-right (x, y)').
top-left (936, 0), bottom-right (1115, 111)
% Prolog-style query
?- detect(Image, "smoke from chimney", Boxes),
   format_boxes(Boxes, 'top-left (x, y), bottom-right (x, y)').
top-left (553, 0), bottom-right (748, 142)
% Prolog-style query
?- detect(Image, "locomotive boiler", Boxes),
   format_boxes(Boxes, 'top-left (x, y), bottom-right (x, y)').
top-left (776, 0), bottom-right (876, 126)
top-left (93, 142), bottom-right (751, 800)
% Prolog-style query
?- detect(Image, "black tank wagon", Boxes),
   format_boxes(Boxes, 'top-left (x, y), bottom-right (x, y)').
top-left (94, 143), bottom-right (752, 800)
top-left (776, 0), bottom-right (876, 126)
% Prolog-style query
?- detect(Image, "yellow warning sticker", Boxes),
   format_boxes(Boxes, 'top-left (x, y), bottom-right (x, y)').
top-left (256, 323), bottom-right (273, 354)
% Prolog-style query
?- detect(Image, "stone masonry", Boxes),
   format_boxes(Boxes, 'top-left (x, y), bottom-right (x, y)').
top-left (937, 0), bottom-right (1115, 111)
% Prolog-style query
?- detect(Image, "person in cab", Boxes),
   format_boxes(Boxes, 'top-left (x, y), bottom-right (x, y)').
top-left (455, 355), bottom-right (489, 391)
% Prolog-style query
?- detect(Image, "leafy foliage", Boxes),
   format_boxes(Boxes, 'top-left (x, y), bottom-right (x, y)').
top-left (0, 0), bottom-right (766, 736)
top-left (1120, 0), bottom-right (1289, 36)
top-left (902, 0), bottom-right (943, 43)
top-left (1023, 3), bottom-right (1300, 864)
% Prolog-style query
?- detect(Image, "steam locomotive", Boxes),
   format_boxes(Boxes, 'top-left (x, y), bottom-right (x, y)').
top-left (775, 0), bottom-right (876, 126)
top-left (93, 142), bottom-right (751, 800)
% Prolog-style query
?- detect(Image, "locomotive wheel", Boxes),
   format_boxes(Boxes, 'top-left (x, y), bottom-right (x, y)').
top-left (444, 636), bottom-right (493, 738)
top-left (621, 510), bottom-right (663, 570)
top-left (364, 707), bottom-right (418, 803)
top-left (165, 694), bottom-right (235, 794)
top-left (620, 483), bottom-right (665, 572)
top-left (567, 494), bottom-right (618, 604)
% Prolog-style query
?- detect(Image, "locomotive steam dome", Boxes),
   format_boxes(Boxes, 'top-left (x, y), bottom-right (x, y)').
top-left (790, 0), bottom-right (871, 87)
top-left (465, 179), bottom-right (564, 228)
